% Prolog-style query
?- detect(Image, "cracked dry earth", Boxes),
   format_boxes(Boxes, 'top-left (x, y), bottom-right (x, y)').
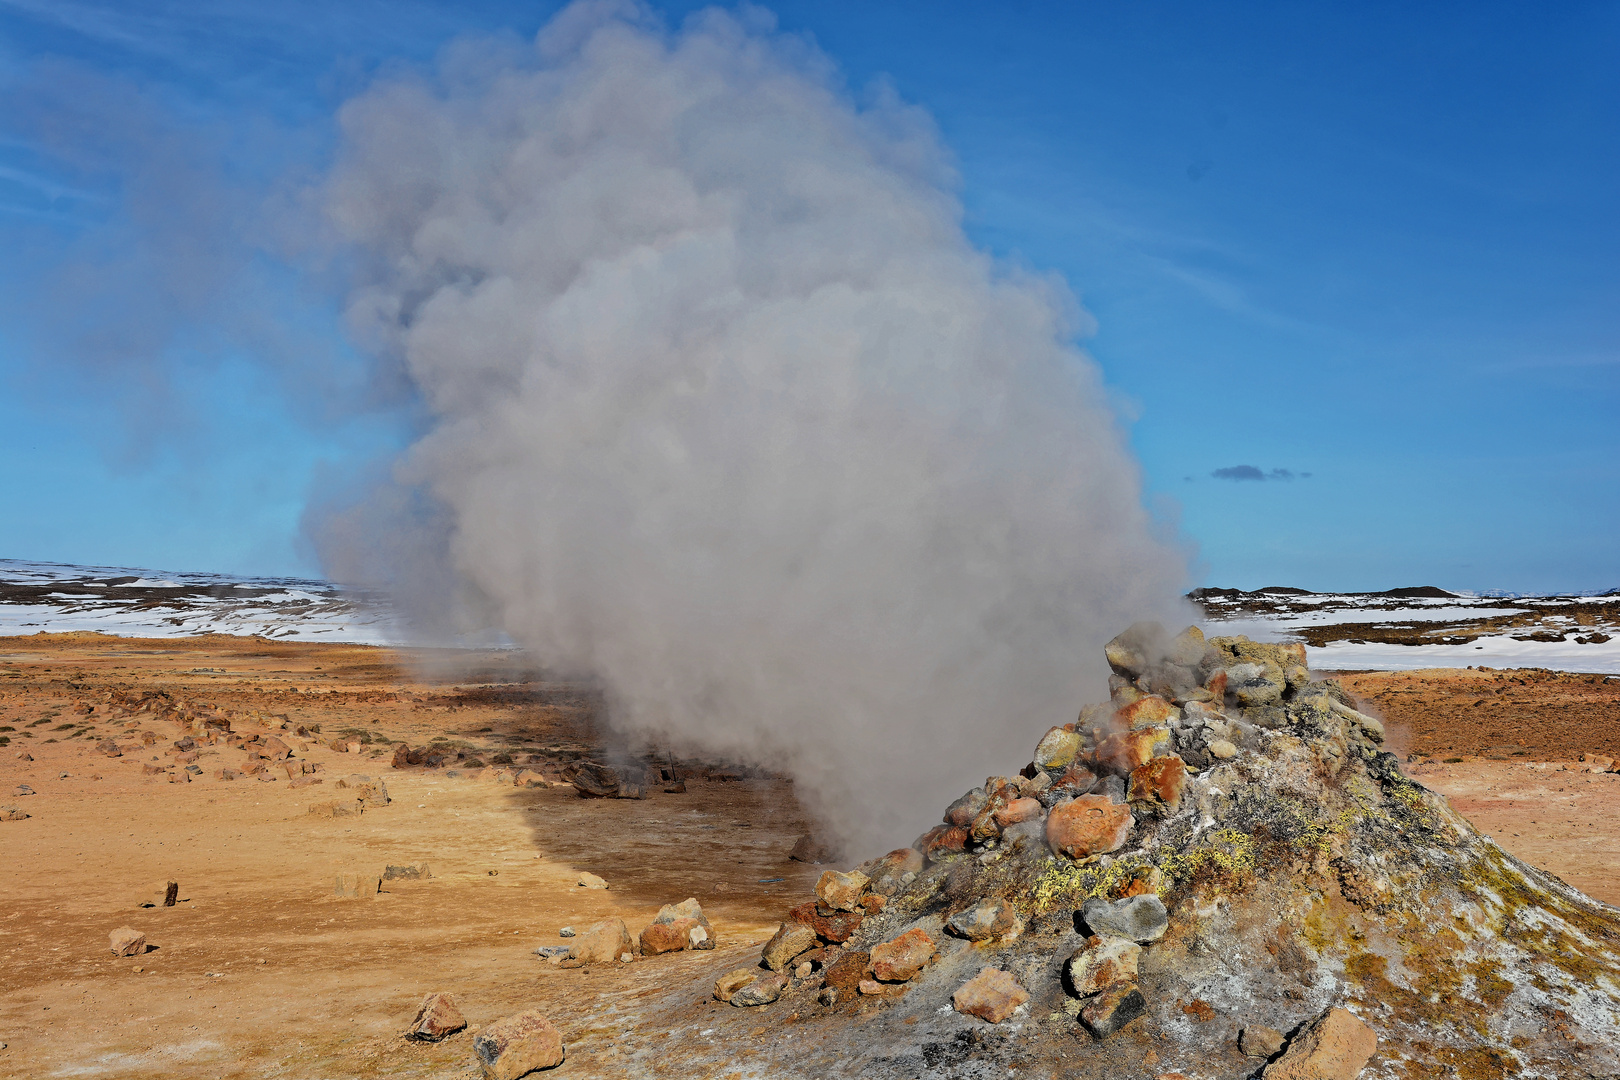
top-left (1, 635), bottom-right (1619, 1078)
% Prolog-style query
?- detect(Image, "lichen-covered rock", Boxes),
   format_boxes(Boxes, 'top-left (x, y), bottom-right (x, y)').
top-left (1046, 795), bottom-right (1133, 858)
top-left (1064, 936), bottom-right (1140, 997)
top-left (952, 966), bottom-right (1029, 1023)
top-left (1033, 726), bottom-right (1081, 771)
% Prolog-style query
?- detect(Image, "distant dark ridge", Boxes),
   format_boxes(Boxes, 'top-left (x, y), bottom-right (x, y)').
top-left (1367, 586), bottom-right (1457, 599)
top-left (1186, 584), bottom-right (1458, 600)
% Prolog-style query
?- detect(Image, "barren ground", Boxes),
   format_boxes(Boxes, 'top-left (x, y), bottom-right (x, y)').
top-left (1, 638), bottom-right (1616, 1078)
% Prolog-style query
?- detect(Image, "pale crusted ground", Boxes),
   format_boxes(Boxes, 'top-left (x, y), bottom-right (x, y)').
top-left (0, 637), bottom-right (1615, 1077)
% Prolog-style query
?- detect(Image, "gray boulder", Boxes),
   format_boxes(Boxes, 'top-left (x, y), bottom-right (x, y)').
top-left (1080, 894), bottom-right (1168, 943)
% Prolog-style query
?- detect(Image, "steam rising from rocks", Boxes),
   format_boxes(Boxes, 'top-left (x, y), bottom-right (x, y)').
top-left (315, 1), bottom-right (1191, 851)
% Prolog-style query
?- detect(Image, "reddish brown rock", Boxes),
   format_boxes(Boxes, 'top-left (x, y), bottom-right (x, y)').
top-left (1048, 764), bottom-right (1100, 799)
top-left (944, 788), bottom-right (989, 826)
top-left (1095, 726), bottom-right (1171, 775)
top-left (869, 927), bottom-right (936, 982)
top-left (815, 869), bottom-right (869, 912)
top-left (1046, 795), bottom-right (1134, 858)
top-left (258, 736), bottom-right (290, 761)
top-left (473, 1009), bottom-right (564, 1078)
top-left (952, 966), bottom-right (1030, 1023)
top-left (1261, 1007), bottom-right (1377, 1080)
top-left (761, 921), bottom-right (818, 971)
top-left (109, 927), bottom-right (146, 956)
top-left (1066, 936), bottom-right (1141, 996)
top-left (788, 902), bottom-right (864, 944)
top-left (918, 824), bottom-right (969, 861)
top-left (640, 917), bottom-right (702, 955)
top-left (859, 893), bottom-right (887, 915)
top-left (945, 898), bottom-right (1024, 942)
top-left (993, 797), bottom-right (1044, 828)
top-left (1128, 756), bottom-right (1187, 813)
top-left (405, 992), bottom-right (467, 1041)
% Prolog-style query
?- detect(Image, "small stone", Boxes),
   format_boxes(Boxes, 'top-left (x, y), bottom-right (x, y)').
top-left (472, 1009), bottom-right (565, 1078)
top-left (993, 797), bottom-right (1044, 829)
top-left (1080, 982), bottom-right (1146, 1039)
top-left (1260, 1007), bottom-right (1377, 1080)
top-left (715, 968), bottom-right (759, 1001)
top-left (560, 918), bottom-right (633, 966)
top-left (577, 872), bottom-right (608, 890)
top-left (857, 978), bottom-right (886, 996)
top-left (869, 927), bottom-right (936, 982)
top-left (815, 869), bottom-right (870, 913)
top-left (259, 736), bottom-right (291, 761)
top-left (1081, 894), bottom-right (1169, 943)
top-left (1046, 796), bottom-right (1133, 859)
top-left (406, 992), bottom-right (467, 1041)
top-left (761, 921), bottom-right (818, 972)
top-left (1240, 1024), bottom-right (1287, 1058)
top-left (795, 961), bottom-right (813, 979)
top-left (1033, 726), bottom-right (1082, 771)
top-left (1206, 738), bottom-right (1238, 760)
top-left (817, 986), bottom-right (839, 1006)
top-left (1065, 936), bottom-right (1140, 997)
top-left (0, 806), bottom-right (29, 821)
top-left (952, 966), bottom-right (1030, 1023)
top-left (109, 927), bottom-right (146, 956)
top-left (945, 898), bottom-right (1024, 942)
top-left (730, 971), bottom-right (788, 1007)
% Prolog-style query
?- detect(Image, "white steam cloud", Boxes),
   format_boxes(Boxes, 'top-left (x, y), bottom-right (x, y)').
top-left (317, 1), bottom-right (1191, 854)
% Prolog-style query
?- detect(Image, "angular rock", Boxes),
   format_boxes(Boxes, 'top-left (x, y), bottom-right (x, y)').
top-left (917, 824), bottom-right (970, 860)
top-left (0, 805), bottom-right (29, 821)
top-left (473, 1009), bottom-right (565, 1078)
top-left (653, 897), bottom-right (711, 931)
top-left (391, 743), bottom-right (410, 769)
top-left (1116, 695), bottom-right (1177, 730)
top-left (788, 901), bottom-right (864, 944)
top-left (715, 968), bottom-right (759, 1001)
top-left (97, 739), bottom-right (122, 757)
top-left (1081, 894), bottom-right (1169, 943)
top-left (1045, 764), bottom-right (1100, 802)
top-left (815, 869), bottom-right (869, 912)
top-left (140, 881), bottom-right (179, 908)
top-left (577, 872), bottom-right (609, 890)
top-left (1128, 756), bottom-right (1187, 813)
top-left (952, 966), bottom-right (1030, 1023)
top-left (946, 898), bottom-right (1024, 942)
top-left (1261, 1007), bottom-right (1377, 1080)
top-left (1240, 1024), bottom-right (1287, 1058)
top-left (1080, 982), bottom-right (1146, 1039)
top-left (993, 797), bottom-right (1044, 828)
top-left (729, 971), bottom-right (788, 1007)
top-left (1033, 726), bottom-right (1081, 771)
top-left (869, 927), bottom-right (936, 982)
top-left (944, 788), bottom-right (989, 827)
top-left (406, 992), bottom-right (467, 1041)
top-left (561, 918), bottom-right (633, 966)
top-left (1104, 621), bottom-right (1169, 678)
top-left (640, 918), bottom-right (703, 955)
top-left (1065, 936), bottom-right (1141, 997)
top-left (1095, 726), bottom-right (1172, 775)
top-left (761, 921), bottom-right (818, 971)
top-left (1225, 661), bottom-right (1287, 708)
top-left (109, 927), bottom-right (147, 956)
top-left (568, 761), bottom-right (621, 798)
top-left (862, 847), bottom-right (926, 895)
top-left (259, 736), bottom-right (290, 761)
top-left (1046, 795), bottom-right (1133, 859)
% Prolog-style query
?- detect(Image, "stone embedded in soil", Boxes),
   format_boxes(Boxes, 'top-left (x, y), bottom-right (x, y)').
top-left (730, 971), bottom-right (788, 1007)
top-left (788, 902), bottom-right (864, 944)
top-left (945, 898), bottom-right (1024, 942)
top-left (567, 761), bottom-right (621, 798)
top-left (334, 871), bottom-right (379, 899)
top-left (869, 927), bottom-right (936, 982)
top-left (761, 921), bottom-right (819, 972)
top-left (1240, 1024), bottom-right (1287, 1058)
top-left (1080, 982), bottom-right (1146, 1039)
top-left (1127, 756), bottom-right (1187, 813)
top-left (815, 869), bottom-right (869, 912)
top-left (1065, 935), bottom-right (1141, 997)
top-left (1260, 1007), bottom-right (1377, 1080)
top-left (1080, 894), bottom-right (1168, 943)
top-left (1033, 726), bottom-right (1081, 771)
top-left (0, 806), bottom-right (29, 821)
top-left (715, 968), bottom-right (759, 1001)
top-left (576, 872), bottom-right (608, 890)
top-left (472, 1009), bottom-right (565, 1078)
top-left (406, 992), bottom-right (467, 1041)
top-left (952, 966), bottom-right (1030, 1023)
top-left (140, 881), bottom-right (179, 908)
top-left (561, 918), bottom-right (633, 967)
top-left (109, 927), bottom-right (146, 956)
top-left (1045, 795), bottom-right (1133, 858)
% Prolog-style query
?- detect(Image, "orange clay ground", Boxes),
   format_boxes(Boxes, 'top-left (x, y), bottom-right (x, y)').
top-left (0, 635), bottom-right (1616, 1078)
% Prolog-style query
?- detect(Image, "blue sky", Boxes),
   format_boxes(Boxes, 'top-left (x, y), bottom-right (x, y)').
top-left (0, 0), bottom-right (1615, 592)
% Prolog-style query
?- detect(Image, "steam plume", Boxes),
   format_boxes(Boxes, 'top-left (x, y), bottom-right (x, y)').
top-left (317, 1), bottom-right (1191, 852)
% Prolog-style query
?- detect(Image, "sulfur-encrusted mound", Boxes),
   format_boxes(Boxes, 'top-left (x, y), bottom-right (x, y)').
top-left (733, 624), bottom-right (1620, 1078)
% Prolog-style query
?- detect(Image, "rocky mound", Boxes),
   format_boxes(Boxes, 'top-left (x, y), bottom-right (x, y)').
top-left (721, 623), bottom-right (1620, 1078)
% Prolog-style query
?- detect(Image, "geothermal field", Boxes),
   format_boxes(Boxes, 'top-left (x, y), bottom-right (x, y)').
top-left (4, 565), bottom-right (1620, 1078)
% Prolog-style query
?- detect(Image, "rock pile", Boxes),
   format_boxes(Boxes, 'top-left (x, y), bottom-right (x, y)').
top-left (723, 622), bottom-right (1620, 1077)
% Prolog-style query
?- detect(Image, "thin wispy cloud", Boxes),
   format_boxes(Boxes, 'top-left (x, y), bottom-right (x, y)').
top-left (1209, 465), bottom-right (1311, 482)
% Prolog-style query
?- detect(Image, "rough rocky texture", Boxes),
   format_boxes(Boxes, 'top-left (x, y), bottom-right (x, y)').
top-left (639, 917), bottom-right (701, 955)
top-left (868, 927), bottom-right (936, 982)
top-left (1080, 894), bottom-right (1168, 943)
top-left (815, 869), bottom-right (870, 912)
top-left (944, 898), bottom-right (1023, 942)
top-left (472, 1009), bottom-right (564, 1078)
top-left (761, 921), bottom-right (818, 972)
top-left (1045, 795), bottom-right (1133, 858)
top-left (1240, 1024), bottom-right (1287, 1058)
top-left (1065, 935), bottom-right (1140, 997)
top-left (1033, 727), bottom-right (1081, 771)
top-left (951, 966), bottom-right (1029, 1023)
top-left (405, 992), bottom-right (467, 1041)
top-left (729, 971), bottom-right (789, 1007)
top-left (1261, 1007), bottom-right (1377, 1080)
top-left (721, 620), bottom-right (1620, 1077)
top-left (108, 927), bottom-right (146, 956)
top-left (559, 918), bottom-right (632, 967)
